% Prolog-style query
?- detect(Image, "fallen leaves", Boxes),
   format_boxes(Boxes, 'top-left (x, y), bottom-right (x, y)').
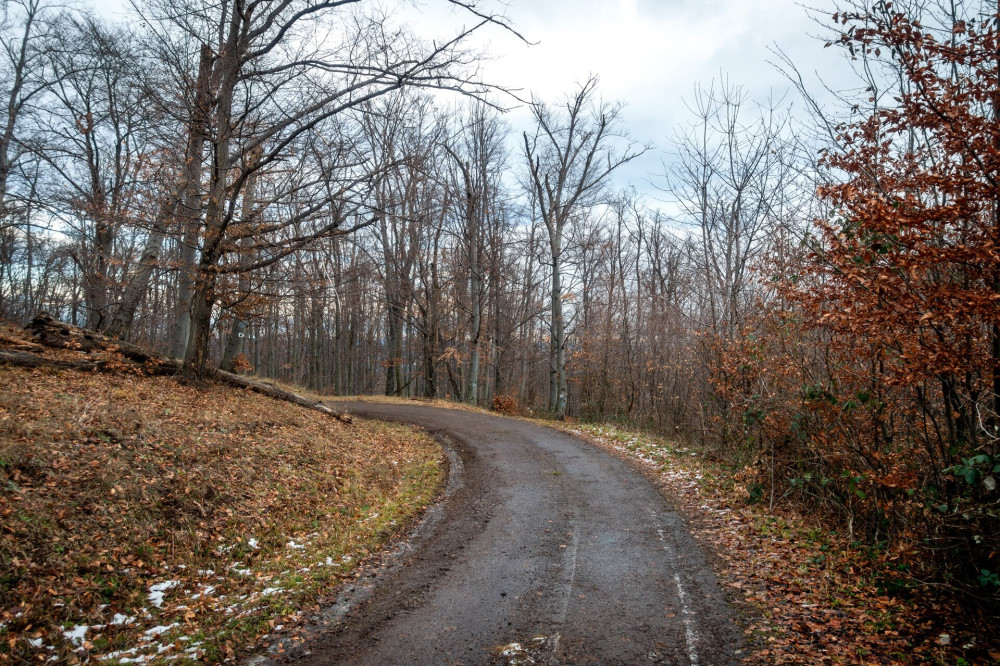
top-left (0, 336), bottom-right (445, 664)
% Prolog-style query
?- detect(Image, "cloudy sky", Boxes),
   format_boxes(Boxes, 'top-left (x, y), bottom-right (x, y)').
top-left (93, 0), bottom-right (853, 193)
top-left (405, 0), bottom-right (853, 192)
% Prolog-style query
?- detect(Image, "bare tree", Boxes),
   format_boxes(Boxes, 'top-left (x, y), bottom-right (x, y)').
top-left (663, 80), bottom-right (798, 336)
top-left (522, 75), bottom-right (647, 417)
top-left (443, 102), bottom-right (508, 404)
top-left (36, 16), bottom-right (161, 331)
top-left (132, 0), bottom-right (520, 376)
top-left (0, 0), bottom-right (63, 223)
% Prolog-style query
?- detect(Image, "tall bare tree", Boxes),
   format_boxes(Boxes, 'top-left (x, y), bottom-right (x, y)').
top-left (523, 75), bottom-right (647, 417)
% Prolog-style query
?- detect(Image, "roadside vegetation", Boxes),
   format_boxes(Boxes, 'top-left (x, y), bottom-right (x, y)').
top-left (0, 329), bottom-right (445, 665)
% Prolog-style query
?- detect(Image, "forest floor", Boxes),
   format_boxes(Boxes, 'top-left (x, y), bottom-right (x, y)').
top-left (0, 327), bottom-right (446, 665)
top-left (327, 395), bottom-right (999, 665)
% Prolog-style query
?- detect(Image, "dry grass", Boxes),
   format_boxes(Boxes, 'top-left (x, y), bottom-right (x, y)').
top-left (0, 342), bottom-right (444, 664)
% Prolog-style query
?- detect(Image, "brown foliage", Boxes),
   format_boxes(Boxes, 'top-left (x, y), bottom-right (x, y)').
top-left (491, 393), bottom-right (521, 415)
top-left (714, 4), bottom-right (1000, 605)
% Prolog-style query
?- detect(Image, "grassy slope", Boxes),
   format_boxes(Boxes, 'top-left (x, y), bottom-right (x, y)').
top-left (0, 364), bottom-right (444, 665)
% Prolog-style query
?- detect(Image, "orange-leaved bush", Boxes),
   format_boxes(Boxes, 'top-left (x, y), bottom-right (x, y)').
top-left (717, 3), bottom-right (1000, 603)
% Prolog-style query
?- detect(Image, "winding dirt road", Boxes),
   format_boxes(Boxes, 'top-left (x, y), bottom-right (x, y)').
top-left (270, 402), bottom-right (741, 665)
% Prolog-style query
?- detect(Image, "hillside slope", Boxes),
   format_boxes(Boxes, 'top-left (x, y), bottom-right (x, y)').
top-left (0, 330), bottom-right (444, 664)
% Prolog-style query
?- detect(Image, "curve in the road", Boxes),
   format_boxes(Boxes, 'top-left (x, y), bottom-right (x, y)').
top-left (271, 402), bottom-right (741, 666)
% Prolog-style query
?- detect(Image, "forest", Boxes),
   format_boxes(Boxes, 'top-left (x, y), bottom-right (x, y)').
top-left (2, 0), bottom-right (999, 614)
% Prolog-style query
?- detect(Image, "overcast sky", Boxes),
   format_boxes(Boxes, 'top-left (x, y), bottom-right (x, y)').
top-left (93, 0), bottom-right (853, 195)
top-left (407, 0), bottom-right (853, 195)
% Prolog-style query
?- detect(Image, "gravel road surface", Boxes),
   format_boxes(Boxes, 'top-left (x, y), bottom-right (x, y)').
top-left (268, 402), bottom-right (741, 665)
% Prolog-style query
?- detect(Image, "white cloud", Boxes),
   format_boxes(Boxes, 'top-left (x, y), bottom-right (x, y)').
top-left (88, 0), bottom-right (852, 194)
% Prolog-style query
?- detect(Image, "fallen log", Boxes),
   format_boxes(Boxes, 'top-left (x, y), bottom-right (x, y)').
top-left (27, 312), bottom-right (161, 363)
top-left (215, 370), bottom-right (353, 424)
top-left (17, 314), bottom-right (353, 425)
top-left (0, 349), bottom-right (118, 372)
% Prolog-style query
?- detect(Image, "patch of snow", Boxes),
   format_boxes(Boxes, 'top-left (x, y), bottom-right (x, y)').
top-left (499, 642), bottom-right (524, 656)
top-left (62, 625), bottom-right (89, 647)
top-left (286, 540), bottom-right (304, 550)
top-left (99, 649), bottom-right (137, 661)
top-left (143, 623), bottom-right (179, 639)
top-left (190, 585), bottom-right (215, 600)
top-left (196, 569), bottom-right (215, 577)
top-left (110, 613), bottom-right (136, 626)
top-left (247, 538), bottom-right (259, 550)
top-left (28, 638), bottom-right (44, 648)
top-left (147, 580), bottom-right (180, 608)
top-left (260, 587), bottom-right (283, 596)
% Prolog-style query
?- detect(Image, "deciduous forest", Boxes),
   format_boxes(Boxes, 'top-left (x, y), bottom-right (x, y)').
top-left (2, 0), bottom-right (999, 641)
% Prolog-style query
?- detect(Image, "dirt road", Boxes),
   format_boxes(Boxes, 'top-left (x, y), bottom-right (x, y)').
top-left (272, 403), bottom-right (741, 665)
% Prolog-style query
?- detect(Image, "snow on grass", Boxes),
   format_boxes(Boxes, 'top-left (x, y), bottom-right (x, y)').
top-left (147, 580), bottom-right (180, 608)
top-left (142, 623), bottom-right (179, 639)
top-left (62, 625), bottom-right (89, 647)
top-left (190, 585), bottom-right (216, 600)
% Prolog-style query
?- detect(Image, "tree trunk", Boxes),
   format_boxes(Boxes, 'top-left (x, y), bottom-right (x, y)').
top-left (104, 223), bottom-right (166, 339)
top-left (468, 246), bottom-right (481, 404)
top-left (184, 19), bottom-right (241, 377)
top-left (171, 45), bottom-right (214, 360)
top-left (220, 150), bottom-right (261, 372)
top-left (549, 247), bottom-right (566, 416)
top-left (385, 295), bottom-right (404, 395)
